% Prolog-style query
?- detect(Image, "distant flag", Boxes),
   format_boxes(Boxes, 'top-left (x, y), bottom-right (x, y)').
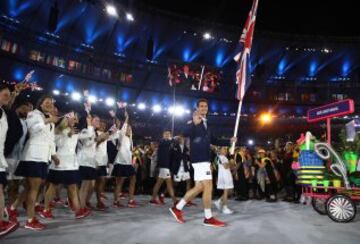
top-left (24, 70), bottom-right (34, 82)
top-left (234, 0), bottom-right (259, 101)
top-left (27, 82), bottom-right (43, 91)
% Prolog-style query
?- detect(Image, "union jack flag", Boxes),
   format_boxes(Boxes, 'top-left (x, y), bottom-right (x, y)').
top-left (234, 0), bottom-right (259, 101)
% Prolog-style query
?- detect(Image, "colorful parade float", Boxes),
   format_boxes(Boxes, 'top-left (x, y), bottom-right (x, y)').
top-left (294, 99), bottom-right (360, 223)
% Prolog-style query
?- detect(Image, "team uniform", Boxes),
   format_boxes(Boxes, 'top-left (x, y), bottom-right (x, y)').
top-left (5, 117), bottom-right (27, 181)
top-left (95, 131), bottom-right (109, 177)
top-left (47, 128), bottom-right (80, 185)
top-left (0, 106), bottom-right (20, 237)
top-left (157, 139), bottom-right (173, 179)
top-left (171, 143), bottom-right (191, 182)
top-left (77, 126), bottom-right (97, 180)
top-left (170, 116), bottom-right (226, 227)
top-left (112, 122), bottom-right (135, 177)
top-left (183, 118), bottom-right (216, 182)
top-left (0, 108), bottom-right (9, 188)
top-left (16, 109), bottom-right (55, 180)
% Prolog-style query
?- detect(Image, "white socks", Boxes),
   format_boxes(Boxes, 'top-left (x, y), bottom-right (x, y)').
top-left (176, 199), bottom-right (187, 210)
top-left (204, 209), bottom-right (212, 219)
top-left (176, 199), bottom-right (213, 219)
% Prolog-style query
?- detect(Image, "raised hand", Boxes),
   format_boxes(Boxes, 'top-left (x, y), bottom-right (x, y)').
top-left (192, 111), bottom-right (202, 125)
top-left (86, 115), bottom-right (92, 127)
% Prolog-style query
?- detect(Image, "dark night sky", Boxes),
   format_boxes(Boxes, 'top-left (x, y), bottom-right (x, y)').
top-left (126, 0), bottom-right (359, 37)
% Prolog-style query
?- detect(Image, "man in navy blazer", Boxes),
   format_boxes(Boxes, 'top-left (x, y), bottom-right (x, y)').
top-left (170, 98), bottom-right (236, 227)
top-left (170, 135), bottom-right (196, 205)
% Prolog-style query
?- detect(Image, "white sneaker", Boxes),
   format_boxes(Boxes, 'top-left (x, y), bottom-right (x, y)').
top-left (299, 194), bottom-right (306, 204)
top-left (214, 199), bottom-right (222, 211)
top-left (222, 206), bottom-right (233, 215)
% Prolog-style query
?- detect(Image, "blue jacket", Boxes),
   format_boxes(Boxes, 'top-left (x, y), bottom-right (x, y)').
top-left (183, 120), bottom-right (219, 164)
top-left (170, 142), bottom-right (190, 174)
top-left (157, 139), bottom-right (174, 169)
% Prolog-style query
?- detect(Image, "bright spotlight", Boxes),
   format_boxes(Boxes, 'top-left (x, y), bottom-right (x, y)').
top-left (203, 32), bottom-right (212, 40)
top-left (71, 92), bottom-right (82, 101)
top-left (105, 97), bottom-right (115, 106)
top-left (106, 5), bottom-right (118, 17)
top-left (260, 113), bottom-right (272, 124)
top-left (53, 89), bottom-right (60, 95)
top-left (88, 95), bottom-right (97, 104)
top-left (152, 104), bottom-right (162, 113)
top-left (169, 105), bottom-right (185, 117)
top-left (248, 139), bottom-right (254, 146)
top-left (137, 103), bottom-right (146, 110)
top-left (126, 12), bottom-right (134, 21)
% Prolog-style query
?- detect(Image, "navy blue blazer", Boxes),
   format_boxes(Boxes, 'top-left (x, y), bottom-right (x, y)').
top-left (183, 120), bottom-right (219, 164)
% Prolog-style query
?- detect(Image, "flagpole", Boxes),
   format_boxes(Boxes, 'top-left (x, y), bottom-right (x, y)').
top-left (198, 65), bottom-right (205, 90)
top-left (171, 84), bottom-right (176, 135)
top-left (230, 99), bottom-right (243, 155)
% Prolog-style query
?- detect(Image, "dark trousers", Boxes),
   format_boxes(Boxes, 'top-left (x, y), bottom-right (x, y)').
top-left (235, 168), bottom-right (249, 199)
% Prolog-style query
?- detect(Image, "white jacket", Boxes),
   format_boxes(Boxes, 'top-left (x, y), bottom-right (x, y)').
top-left (21, 109), bottom-right (55, 164)
top-left (0, 107), bottom-right (8, 172)
top-left (113, 123), bottom-right (133, 165)
top-left (95, 131), bottom-right (108, 167)
top-left (77, 126), bottom-right (96, 168)
top-left (50, 128), bottom-right (79, 171)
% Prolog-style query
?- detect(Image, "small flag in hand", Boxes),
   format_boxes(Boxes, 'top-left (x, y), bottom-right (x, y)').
top-left (109, 110), bottom-right (116, 118)
top-left (84, 101), bottom-right (92, 114)
top-left (109, 124), bottom-right (117, 133)
top-left (24, 70), bottom-right (34, 82)
top-left (65, 112), bottom-right (75, 119)
top-left (117, 101), bottom-right (127, 109)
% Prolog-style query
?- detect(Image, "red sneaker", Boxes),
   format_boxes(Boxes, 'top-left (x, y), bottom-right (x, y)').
top-left (96, 201), bottom-right (107, 211)
top-left (49, 200), bottom-right (56, 209)
top-left (0, 221), bottom-right (19, 237)
top-left (75, 208), bottom-right (91, 219)
top-left (172, 200), bottom-right (179, 208)
top-left (128, 200), bottom-right (139, 208)
top-left (169, 207), bottom-right (185, 224)
top-left (149, 199), bottom-right (161, 206)
top-left (83, 208), bottom-right (92, 217)
top-left (39, 209), bottom-right (54, 219)
top-left (35, 205), bottom-right (44, 213)
top-left (159, 194), bottom-right (165, 205)
top-left (113, 201), bottom-right (124, 208)
top-left (25, 218), bottom-right (46, 231)
top-left (203, 217), bottom-right (226, 227)
top-left (186, 201), bottom-right (197, 207)
top-left (6, 207), bottom-right (18, 222)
